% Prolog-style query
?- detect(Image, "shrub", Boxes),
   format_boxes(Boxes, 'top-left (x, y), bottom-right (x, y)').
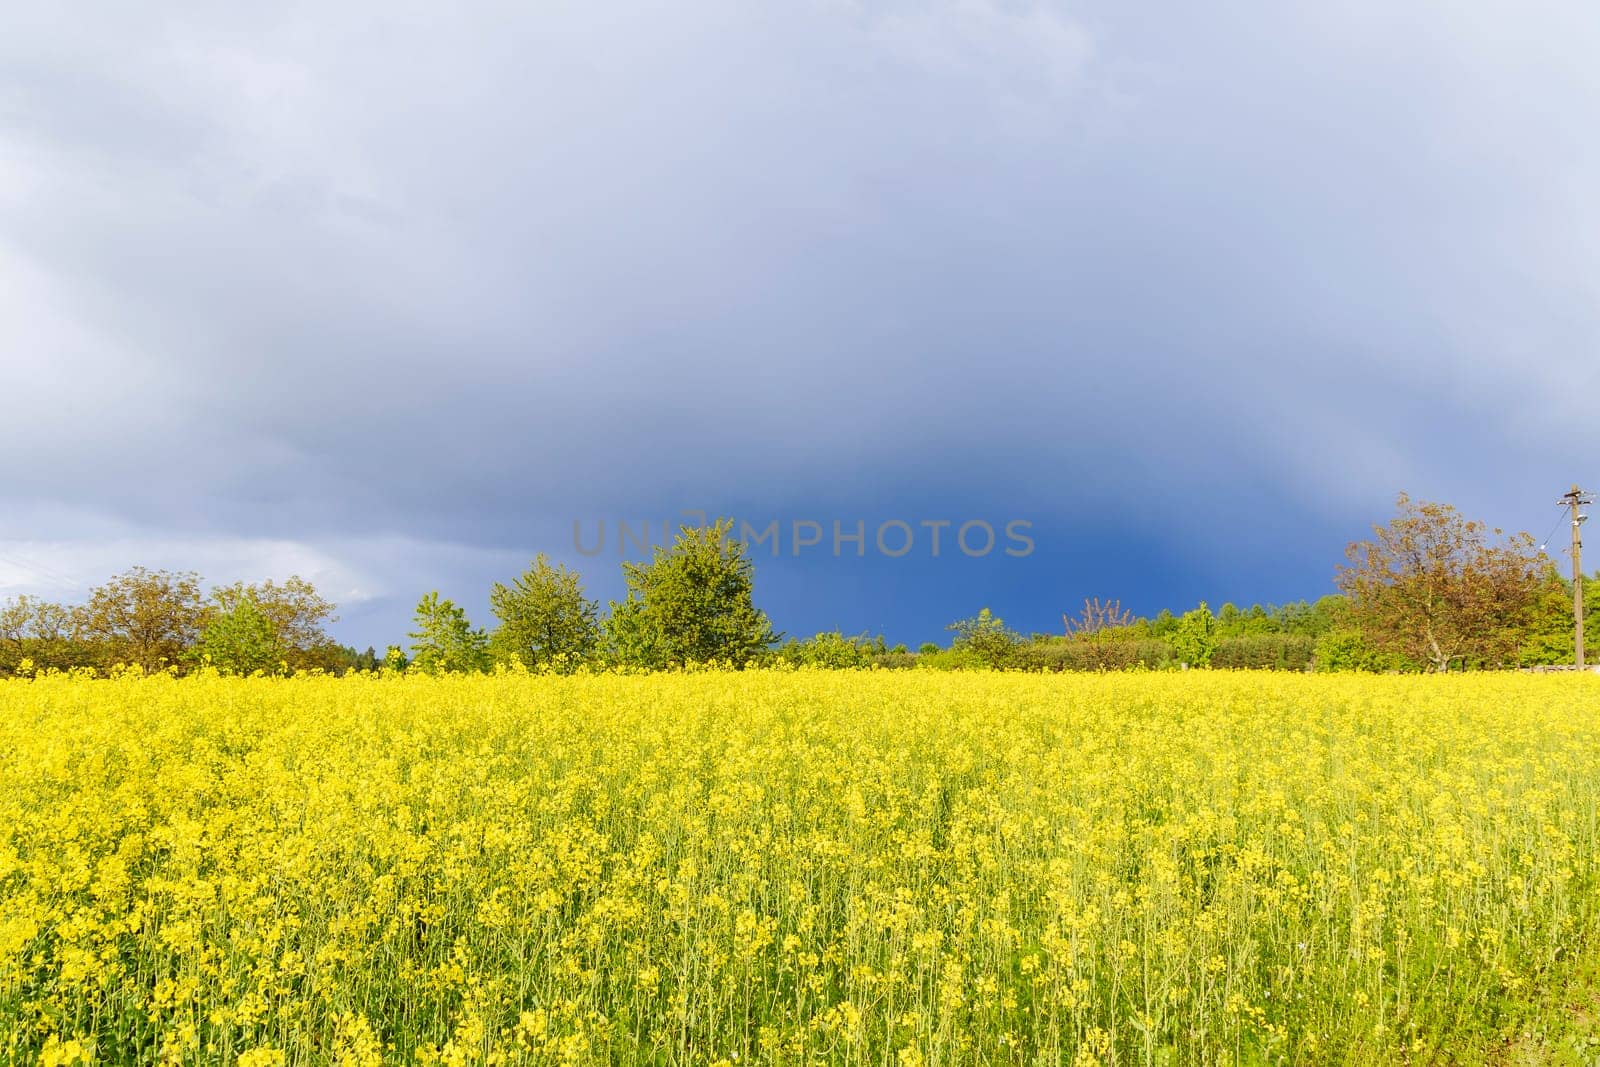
top-left (1211, 634), bottom-right (1315, 671)
top-left (946, 608), bottom-right (1022, 668)
top-left (1314, 628), bottom-right (1413, 672)
top-left (1011, 638), bottom-right (1175, 672)
top-left (774, 632), bottom-right (878, 669)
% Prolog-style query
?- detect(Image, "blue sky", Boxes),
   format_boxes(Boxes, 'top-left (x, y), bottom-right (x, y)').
top-left (2, 1), bottom-right (1597, 649)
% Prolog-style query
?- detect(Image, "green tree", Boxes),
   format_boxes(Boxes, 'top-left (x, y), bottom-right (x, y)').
top-left (1170, 602), bottom-right (1218, 667)
top-left (488, 555), bottom-right (599, 670)
top-left (1517, 568), bottom-right (1600, 666)
top-left (208, 576), bottom-right (338, 669)
top-left (408, 592), bottom-right (489, 673)
top-left (194, 594), bottom-right (280, 675)
top-left (1148, 608), bottom-right (1179, 639)
top-left (604, 518), bottom-right (777, 668)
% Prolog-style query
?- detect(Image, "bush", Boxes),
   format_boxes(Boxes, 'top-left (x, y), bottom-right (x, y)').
top-left (946, 609), bottom-right (1022, 668)
top-left (774, 632), bottom-right (878, 670)
top-left (1210, 634), bottom-right (1315, 671)
top-left (1314, 628), bottom-right (1413, 672)
top-left (1011, 638), bottom-right (1175, 672)
top-left (915, 645), bottom-right (991, 671)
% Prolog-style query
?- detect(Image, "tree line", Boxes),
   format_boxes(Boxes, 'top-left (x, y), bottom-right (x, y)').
top-left (0, 569), bottom-right (349, 675)
top-left (2, 496), bottom-right (1593, 676)
top-left (925, 493), bottom-right (1597, 673)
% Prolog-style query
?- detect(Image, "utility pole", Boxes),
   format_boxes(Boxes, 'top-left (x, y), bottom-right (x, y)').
top-left (1561, 485), bottom-right (1592, 669)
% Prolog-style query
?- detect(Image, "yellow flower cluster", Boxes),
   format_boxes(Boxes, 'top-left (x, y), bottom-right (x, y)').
top-left (1, 670), bottom-right (1597, 1063)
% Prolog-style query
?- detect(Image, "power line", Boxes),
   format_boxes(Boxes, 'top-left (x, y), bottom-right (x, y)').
top-left (0, 549), bottom-right (83, 595)
top-left (1537, 510), bottom-right (1567, 554)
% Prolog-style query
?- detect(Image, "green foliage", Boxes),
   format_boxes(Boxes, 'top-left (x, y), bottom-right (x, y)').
top-left (1169, 602), bottom-right (1218, 668)
top-left (1516, 570), bottom-right (1600, 667)
top-left (208, 576), bottom-right (337, 669)
top-left (604, 519), bottom-right (777, 669)
top-left (1313, 628), bottom-right (1410, 673)
top-left (408, 592), bottom-right (490, 674)
top-left (1210, 634), bottom-right (1315, 671)
top-left (914, 644), bottom-right (990, 671)
top-left (946, 608), bottom-right (1021, 668)
top-left (193, 595), bottom-right (281, 675)
top-left (1011, 638), bottom-right (1174, 672)
top-left (775, 632), bottom-right (880, 669)
top-left (488, 555), bottom-right (599, 671)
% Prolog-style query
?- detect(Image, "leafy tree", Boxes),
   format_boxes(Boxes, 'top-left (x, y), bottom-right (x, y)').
top-left (194, 594), bottom-right (280, 675)
top-left (1169, 602), bottom-right (1218, 667)
top-left (604, 518), bottom-right (777, 668)
top-left (0, 597), bottom-right (31, 674)
top-left (1148, 608), bottom-right (1179, 639)
top-left (408, 592), bottom-right (490, 673)
top-left (946, 607), bottom-right (1021, 668)
top-left (1517, 568), bottom-right (1600, 666)
top-left (1336, 493), bottom-right (1543, 671)
top-left (0, 595), bottom-right (83, 674)
top-left (488, 555), bottom-right (599, 670)
top-left (1299, 595), bottom-right (1353, 637)
top-left (207, 577), bottom-right (337, 668)
top-left (81, 567), bottom-right (205, 672)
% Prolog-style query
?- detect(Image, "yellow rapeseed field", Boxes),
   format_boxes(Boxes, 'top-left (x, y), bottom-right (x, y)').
top-left (2, 670), bottom-right (1598, 1065)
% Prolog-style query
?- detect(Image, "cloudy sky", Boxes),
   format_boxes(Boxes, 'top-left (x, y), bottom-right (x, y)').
top-left (3, 0), bottom-right (1597, 648)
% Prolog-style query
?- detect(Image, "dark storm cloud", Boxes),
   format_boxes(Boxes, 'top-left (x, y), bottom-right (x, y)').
top-left (3, 1), bottom-right (1598, 644)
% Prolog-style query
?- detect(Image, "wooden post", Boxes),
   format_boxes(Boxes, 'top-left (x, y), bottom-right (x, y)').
top-left (1562, 486), bottom-right (1591, 668)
